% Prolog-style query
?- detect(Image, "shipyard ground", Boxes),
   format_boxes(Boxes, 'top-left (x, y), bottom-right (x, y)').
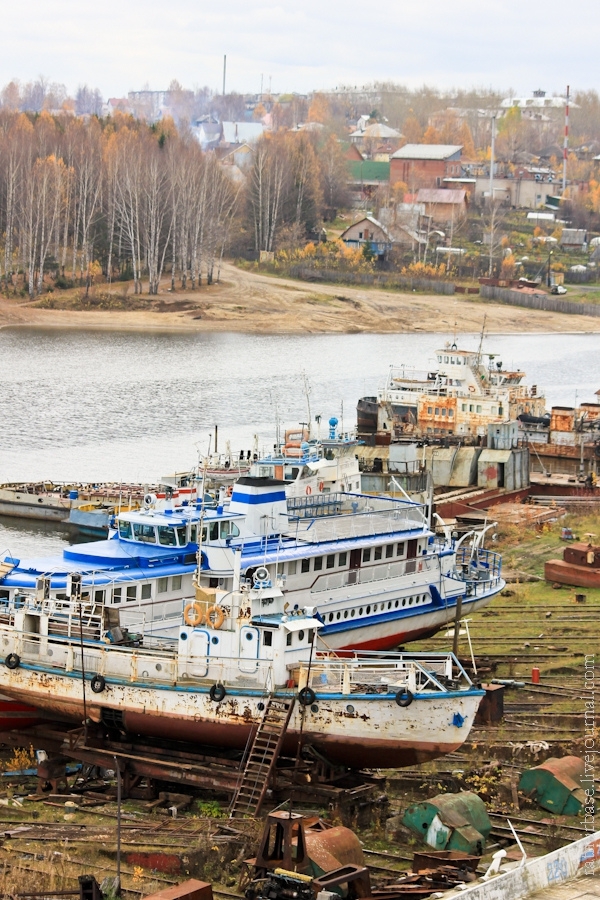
top-left (1, 261), bottom-right (600, 333)
top-left (0, 508), bottom-right (597, 896)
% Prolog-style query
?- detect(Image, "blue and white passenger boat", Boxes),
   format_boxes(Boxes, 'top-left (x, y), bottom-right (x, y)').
top-left (0, 473), bottom-right (504, 651)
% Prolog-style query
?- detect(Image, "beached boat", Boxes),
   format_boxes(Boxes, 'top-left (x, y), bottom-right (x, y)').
top-left (0, 589), bottom-right (484, 768)
top-left (545, 541), bottom-right (600, 588)
top-left (0, 477), bottom-right (504, 650)
top-left (357, 343), bottom-right (546, 443)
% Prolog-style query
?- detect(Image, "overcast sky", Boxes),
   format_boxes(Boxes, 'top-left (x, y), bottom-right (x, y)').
top-left (3, 0), bottom-right (596, 100)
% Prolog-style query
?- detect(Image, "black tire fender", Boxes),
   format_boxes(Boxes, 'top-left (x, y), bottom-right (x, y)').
top-left (209, 683), bottom-right (226, 703)
top-left (395, 688), bottom-right (414, 708)
top-left (298, 686), bottom-right (317, 706)
top-left (5, 653), bottom-right (20, 670)
top-left (91, 674), bottom-right (106, 693)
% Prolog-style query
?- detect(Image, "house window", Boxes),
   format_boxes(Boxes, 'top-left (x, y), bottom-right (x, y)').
top-left (358, 231), bottom-right (363, 239)
top-left (435, 407), bottom-right (440, 415)
top-left (441, 409), bottom-right (447, 417)
top-left (449, 409), bottom-right (454, 417)
top-left (462, 403), bottom-right (467, 412)
top-left (476, 405), bottom-right (482, 413)
top-left (427, 406), bottom-right (433, 414)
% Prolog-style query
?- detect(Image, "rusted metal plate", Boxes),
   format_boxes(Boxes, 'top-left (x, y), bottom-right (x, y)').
top-left (140, 880), bottom-right (212, 900)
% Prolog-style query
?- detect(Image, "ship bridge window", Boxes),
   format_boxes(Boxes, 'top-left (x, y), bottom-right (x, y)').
top-left (112, 588), bottom-right (121, 604)
top-left (158, 526), bottom-right (177, 546)
top-left (326, 554), bottom-right (335, 569)
top-left (263, 630), bottom-right (272, 647)
top-left (118, 521), bottom-right (133, 539)
top-left (189, 525), bottom-right (197, 543)
top-left (438, 355), bottom-right (442, 362)
top-left (176, 526), bottom-right (187, 545)
top-left (362, 548), bottom-right (371, 563)
top-left (374, 546), bottom-right (382, 560)
top-left (301, 559), bottom-right (310, 573)
top-left (444, 356), bottom-right (449, 363)
top-left (220, 521), bottom-right (240, 539)
top-left (397, 543), bottom-right (406, 558)
top-left (126, 585), bottom-right (137, 601)
top-left (209, 522), bottom-right (219, 541)
top-left (133, 523), bottom-right (157, 543)
top-left (386, 544), bottom-right (394, 558)
top-left (314, 557), bottom-right (323, 571)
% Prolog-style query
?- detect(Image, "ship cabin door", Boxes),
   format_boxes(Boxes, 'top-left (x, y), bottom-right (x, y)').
top-left (407, 539), bottom-right (418, 559)
top-left (348, 548), bottom-right (362, 585)
top-left (239, 625), bottom-right (260, 673)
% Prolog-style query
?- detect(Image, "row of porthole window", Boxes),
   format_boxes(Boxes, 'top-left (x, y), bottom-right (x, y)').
top-left (326, 594), bottom-right (430, 622)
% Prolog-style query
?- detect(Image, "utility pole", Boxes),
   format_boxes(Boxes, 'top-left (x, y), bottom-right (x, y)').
top-left (488, 115), bottom-right (496, 277)
top-left (562, 85), bottom-right (570, 196)
top-left (222, 55), bottom-right (227, 96)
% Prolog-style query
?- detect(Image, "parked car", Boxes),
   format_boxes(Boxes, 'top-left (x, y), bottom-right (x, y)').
top-left (551, 285), bottom-right (567, 295)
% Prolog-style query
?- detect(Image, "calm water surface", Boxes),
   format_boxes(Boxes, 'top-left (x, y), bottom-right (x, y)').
top-left (0, 327), bottom-right (598, 555)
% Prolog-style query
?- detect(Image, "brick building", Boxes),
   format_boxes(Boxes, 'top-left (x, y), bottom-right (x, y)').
top-left (390, 144), bottom-right (463, 189)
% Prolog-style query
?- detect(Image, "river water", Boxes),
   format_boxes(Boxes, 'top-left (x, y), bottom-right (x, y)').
top-left (0, 327), bottom-right (598, 556)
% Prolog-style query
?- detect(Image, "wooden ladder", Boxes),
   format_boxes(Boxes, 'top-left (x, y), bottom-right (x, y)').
top-left (229, 696), bottom-right (296, 818)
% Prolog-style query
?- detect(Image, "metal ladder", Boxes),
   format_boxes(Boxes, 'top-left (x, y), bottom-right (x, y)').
top-left (229, 696), bottom-right (296, 818)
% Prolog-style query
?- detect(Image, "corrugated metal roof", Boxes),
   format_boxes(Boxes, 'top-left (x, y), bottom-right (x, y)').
top-left (350, 123), bottom-right (402, 139)
top-left (348, 160), bottom-right (390, 183)
top-left (416, 189), bottom-right (467, 204)
top-left (391, 144), bottom-right (462, 161)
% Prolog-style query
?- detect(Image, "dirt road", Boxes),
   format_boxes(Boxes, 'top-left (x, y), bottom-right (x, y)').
top-left (1, 261), bottom-right (599, 333)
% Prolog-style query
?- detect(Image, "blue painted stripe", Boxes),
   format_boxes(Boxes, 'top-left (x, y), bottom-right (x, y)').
top-left (231, 490), bottom-right (287, 505)
top-left (12, 663), bottom-right (484, 701)
top-left (320, 591), bottom-right (491, 635)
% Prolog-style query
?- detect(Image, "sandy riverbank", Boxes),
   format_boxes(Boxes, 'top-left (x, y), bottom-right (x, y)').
top-left (2, 261), bottom-right (600, 333)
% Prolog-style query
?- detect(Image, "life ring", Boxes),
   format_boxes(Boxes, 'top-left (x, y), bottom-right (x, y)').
top-left (305, 486), bottom-right (312, 496)
top-left (206, 605), bottom-right (225, 629)
top-left (298, 686), bottom-right (317, 706)
top-left (318, 481), bottom-right (324, 492)
top-left (395, 688), bottom-right (414, 708)
top-left (91, 674), bottom-right (106, 693)
top-left (227, 485), bottom-right (233, 497)
top-left (209, 683), bottom-right (226, 703)
top-left (184, 601), bottom-right (204, 627)
top-left (5, 653), bottom-right (20, 670)
top-left (468, 385), bottom-right (476, 393)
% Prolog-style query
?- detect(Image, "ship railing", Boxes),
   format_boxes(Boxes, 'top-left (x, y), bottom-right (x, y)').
top-left (455, 547), bottom-right (502, 579)
top-left (4, 625), bottom-right (276, 691)
top-left (310, 555), bottom-right (438, 593)
top-left (293, 651), bottom-right (471, 696)
top-left (290, 503), bottom-right (427, 543)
